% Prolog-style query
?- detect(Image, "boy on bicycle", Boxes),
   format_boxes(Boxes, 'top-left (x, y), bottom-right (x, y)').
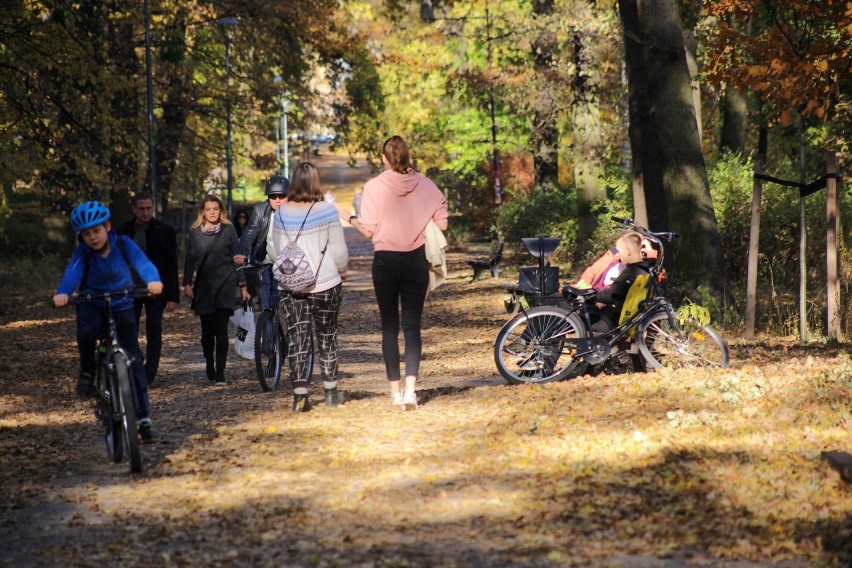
top-left (53, 201), bottom-right (164, 443)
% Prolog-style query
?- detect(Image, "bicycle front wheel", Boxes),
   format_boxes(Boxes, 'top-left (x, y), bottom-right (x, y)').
top-left (255, 311), bottom-right (284, 391)
top-left (113, 353), bottom-right (141, 473)
top-left (637, 311), bottom-right (729, 370)
top-left (98, 364), bottom-right (123, 464)
top-left (494, 306), bottom-right (587, 384)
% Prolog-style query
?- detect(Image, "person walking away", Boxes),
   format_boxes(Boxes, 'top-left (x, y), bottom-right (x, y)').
top-left (53, 201), bottom-right (164, 443)
top-left (183, 195), bottom-right (250, 385)
top-left (270, 162), bottom-right (349, 413)
top-left (334, 135), bottom-right (448, 411)
top-left (234, 174), bottom-right (289, 308)
top-left (115, 192), bottom-right (179, 385)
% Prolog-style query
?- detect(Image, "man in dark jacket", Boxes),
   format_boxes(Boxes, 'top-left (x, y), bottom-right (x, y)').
top-left (233, 174), bottom-right (289, 308)
top-left (116, 192), bottom-right (179, 384)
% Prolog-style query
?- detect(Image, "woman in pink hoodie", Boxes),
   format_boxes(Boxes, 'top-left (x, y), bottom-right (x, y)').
top-left (335, 136), bottom-right (448, 410)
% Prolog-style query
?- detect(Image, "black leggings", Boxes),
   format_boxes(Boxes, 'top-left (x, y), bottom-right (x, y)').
top-left (200, 309), bottom-right (231, 380)
top-left (372, 246), bottom-right (430, 381)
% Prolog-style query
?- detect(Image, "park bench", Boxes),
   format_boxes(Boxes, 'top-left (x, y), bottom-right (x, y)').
top-left (467, 240), bottom-right (504, 281)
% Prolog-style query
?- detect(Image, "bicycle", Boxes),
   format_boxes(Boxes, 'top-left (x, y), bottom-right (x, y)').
top-left (67, 288), bottom-right (151, 473)
top-left (239, 259), bottom-right (313, 391)
top-left (493, 217), bottom-right (729, 384)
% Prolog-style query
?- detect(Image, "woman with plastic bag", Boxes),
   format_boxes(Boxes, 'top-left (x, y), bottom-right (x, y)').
top-left (183, 195), bottom-right (250, 385)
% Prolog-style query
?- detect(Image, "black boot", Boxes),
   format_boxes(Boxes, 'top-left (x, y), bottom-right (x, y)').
top-left (215, 346), bottom-right (227, 385)
top-left (293, 393), bottom-right (313, 413)
top-left (205, 359), bottom-right (216, 382)
top-left (324, 388), bottom-right (346, 407)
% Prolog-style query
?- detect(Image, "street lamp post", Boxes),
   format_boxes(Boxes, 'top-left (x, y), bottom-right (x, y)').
top-left (217, 17), bottom-right (239, 218)
top-left (281, 95), bottom-right (291, 179)
top-left (144, 0), bottom-right (159, 213)
top-left (273, 76), bottom-right (291, 179)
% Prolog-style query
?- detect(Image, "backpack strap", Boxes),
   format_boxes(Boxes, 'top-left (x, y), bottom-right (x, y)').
top-left (281, 203), bottom-right (316, 244)
top-left (80, 235), bottom-right (140, 290)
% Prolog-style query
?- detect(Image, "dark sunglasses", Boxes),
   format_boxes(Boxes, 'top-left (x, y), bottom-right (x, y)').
top-left (268, 195), bottom-right (286, 200)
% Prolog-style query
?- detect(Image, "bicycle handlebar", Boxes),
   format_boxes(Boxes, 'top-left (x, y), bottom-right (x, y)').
top-left (236, 257), bottom-right (271, 271)
top-left (610, 216), bottom-right (679, 241)
top-left (65, 287), bottom-right (152, 305)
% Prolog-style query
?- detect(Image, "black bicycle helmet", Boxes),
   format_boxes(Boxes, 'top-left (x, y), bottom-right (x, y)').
top-left (264, 174), bottom-right (290, 196)
top-left (70, 201), bottom-right (111, 232)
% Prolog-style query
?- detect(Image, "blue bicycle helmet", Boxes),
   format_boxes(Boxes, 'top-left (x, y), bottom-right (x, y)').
top-left (70, 201), bottom-right (111, 232)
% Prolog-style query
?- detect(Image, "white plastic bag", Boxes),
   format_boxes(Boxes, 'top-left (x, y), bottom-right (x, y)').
top-left (231, 303), bottom-right (255, 360)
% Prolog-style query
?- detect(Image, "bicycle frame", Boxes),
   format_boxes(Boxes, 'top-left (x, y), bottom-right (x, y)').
top-left (514, 218), bottom-right (683, 362)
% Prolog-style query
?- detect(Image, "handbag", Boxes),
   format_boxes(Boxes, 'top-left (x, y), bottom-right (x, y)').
top-left (273, 203), bottom-right (328, 293)
top-left (189, 228), bottom-right (224, 310)
top-left (230, 302), bottom-right (256, 360)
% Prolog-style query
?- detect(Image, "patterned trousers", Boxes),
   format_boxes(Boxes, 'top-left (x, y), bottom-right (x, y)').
top-left (278, 284), bottom-right (342, 389)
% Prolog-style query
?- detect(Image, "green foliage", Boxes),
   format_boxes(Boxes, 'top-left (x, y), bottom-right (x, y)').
top-left (678, 299), bottom-right (712, 327)
top-left (493, 187), bottom-right (577, 265)
top-left (0, 253), bottom-right (64, 293)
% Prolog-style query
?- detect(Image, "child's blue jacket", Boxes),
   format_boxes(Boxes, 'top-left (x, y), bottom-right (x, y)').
top-left (55, 232), bottom-right (161, 311)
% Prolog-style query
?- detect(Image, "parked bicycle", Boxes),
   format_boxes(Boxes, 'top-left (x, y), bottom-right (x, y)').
top-left (493, 217), bottom-right (729, 384)
top-left (67, 288), bottom-right (150, 473)
top-left (239, 258), bottom-right (313, 391)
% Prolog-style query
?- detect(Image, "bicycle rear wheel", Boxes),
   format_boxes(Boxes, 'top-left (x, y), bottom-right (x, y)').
top-left (113, 353), bottom-right (141, 473)
top-left (98, 364), bottom-right (123, 464)
top-left (637, 311), bottom-right (729, 370)
top-left (255, 311), bottom-right (284, 391)
top-left (494, 306), bottom-right (587, 384)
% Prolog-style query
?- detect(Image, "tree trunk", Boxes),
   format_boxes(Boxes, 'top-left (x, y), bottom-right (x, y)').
top-left (618, 0), bottom-right (667, 231)
top-left (106, 14), bottom-right (140, 224)
top-left (682, 28), bottom-right (702, 148)
top-left (531, 0), bottom-right (558, 188)
top-left (638, 0), bottom-right (725, 293)
top-left (571, 16), bottom-right (606, 249)
top-left (720, 85), bottom-right (748, 155)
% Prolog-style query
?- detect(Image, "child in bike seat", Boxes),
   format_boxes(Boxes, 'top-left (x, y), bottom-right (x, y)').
top-left (586, 231), bottom-right (652, 334)
top-left (574, 229), bottom-right (656, 290)
top-left (53, 201), bottom-right (164, 443)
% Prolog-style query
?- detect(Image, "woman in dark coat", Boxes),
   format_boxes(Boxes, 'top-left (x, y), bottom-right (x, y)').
top-left (183, 195), bottom-right (250, 384)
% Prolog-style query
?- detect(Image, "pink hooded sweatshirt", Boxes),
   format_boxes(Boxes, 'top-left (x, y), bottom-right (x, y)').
top-left (359, 169), bottom-right (448, 252)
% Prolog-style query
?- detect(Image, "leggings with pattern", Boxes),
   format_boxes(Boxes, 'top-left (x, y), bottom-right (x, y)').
top-left (278, 284), bottom-right (342, 389)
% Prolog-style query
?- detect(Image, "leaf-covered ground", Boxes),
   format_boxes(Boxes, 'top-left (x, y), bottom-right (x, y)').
top-left (1, 229), bottom-right (850, 567)
top-left (1, 152), bottom-right (850, 566)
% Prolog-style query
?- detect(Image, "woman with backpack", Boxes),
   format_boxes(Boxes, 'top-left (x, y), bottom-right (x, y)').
top-left (270, 162), bottom-right (349, 413)
top-left (333, 136), bottom-right (448, 411)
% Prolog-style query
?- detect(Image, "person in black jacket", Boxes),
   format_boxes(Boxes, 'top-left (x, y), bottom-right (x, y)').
top-left (116, 192), bottom-right (179, 384)
top-left (233, 174), bottom-right (289, 308)
top-left (590, 231), bottom-right (651, 334)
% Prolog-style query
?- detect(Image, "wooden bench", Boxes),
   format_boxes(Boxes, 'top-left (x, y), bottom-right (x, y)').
top-left (467, 240), bottom-right (503, 280)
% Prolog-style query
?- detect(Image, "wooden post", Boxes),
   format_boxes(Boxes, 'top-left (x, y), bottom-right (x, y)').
top-left (798, 119), bottom-right (808, 342)
top-left (826, 152), bottom-right (840, 340)
top-left (745, 155), bottom-right (764, 339)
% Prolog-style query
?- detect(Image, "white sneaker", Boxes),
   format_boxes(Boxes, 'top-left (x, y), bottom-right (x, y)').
top-left (391, 392), bottom-right (404, 406)
top-left (402, 391), bottom-right (418, 411)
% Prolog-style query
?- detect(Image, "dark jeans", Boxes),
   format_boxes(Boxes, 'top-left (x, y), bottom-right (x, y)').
top-left (133, 298), bottom-right (164, 383)
top-left (372, 246), bottom-right (430, 381)
top-left (258, 263), bottom-right (279, 311)
top-left (77, 303), bottom-right (150, 420)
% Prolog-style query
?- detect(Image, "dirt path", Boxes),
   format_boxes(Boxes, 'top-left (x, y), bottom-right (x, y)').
top-left (0, 158), bottom-right (849, 566)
